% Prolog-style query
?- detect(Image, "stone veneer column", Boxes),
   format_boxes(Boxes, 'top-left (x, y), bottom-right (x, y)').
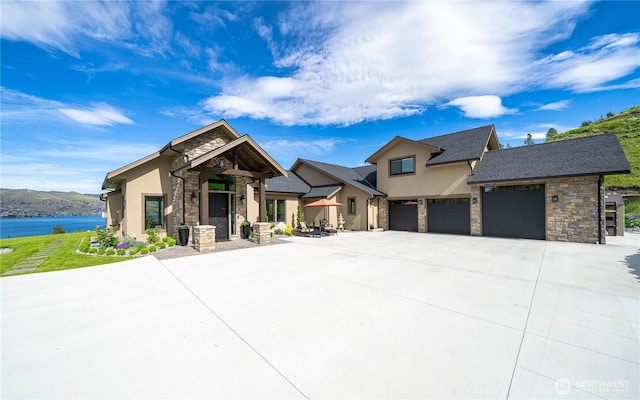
top-left (418, 198), bottom-right (427, 233)
top-left (470, 187), bottom-right (482, 236)
top-left (193, 225), bottom-right (216, 252)
top-left (379, 199), bottom-right (389, 230)
top-left (253, 222), bottom-right (271, 245)
top-left (546, 176), bottom-right (600, 244)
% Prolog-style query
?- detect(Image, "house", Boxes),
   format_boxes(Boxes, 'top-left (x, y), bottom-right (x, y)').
top-left (102, 120), bottom-right (631, 245)
top-left (365, 126), bottom-right (630, 243)
top-left (102, 120), bottom-right (287, 242)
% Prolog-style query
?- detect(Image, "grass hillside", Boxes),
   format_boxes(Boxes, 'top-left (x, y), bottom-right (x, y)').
top-left (549, 106), bottom-right (639, 189)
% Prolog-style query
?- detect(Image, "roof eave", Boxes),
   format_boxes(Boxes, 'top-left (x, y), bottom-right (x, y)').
top-left (468, 169), bottom-right (632, 185)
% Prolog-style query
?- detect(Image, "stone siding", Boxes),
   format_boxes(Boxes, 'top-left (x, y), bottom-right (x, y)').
top-left (379, 199), bottom-right (389, 230)
top-left (470, 187), bottom-right (482, 236)
top-left (253, 222), bottom-right (271, 245)
top-left (418, 198), bottom-right (427, 233)
top-left (546, 176), bottom-right (602, 244)
top-left (193, 225), bottom-right (216, 252)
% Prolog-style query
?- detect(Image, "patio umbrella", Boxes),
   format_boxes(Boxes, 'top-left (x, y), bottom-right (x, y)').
top-left (304, 199), bottom-right (343, 227)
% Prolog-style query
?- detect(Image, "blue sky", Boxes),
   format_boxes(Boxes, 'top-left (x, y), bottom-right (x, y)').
top-left (1, 0), bottom-right (639, 193)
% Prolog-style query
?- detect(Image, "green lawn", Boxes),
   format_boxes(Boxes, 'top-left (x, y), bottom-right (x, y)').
top-left (1, 232), bottom-right (129, 276)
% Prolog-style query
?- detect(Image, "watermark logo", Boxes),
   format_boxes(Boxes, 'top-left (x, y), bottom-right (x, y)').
top-left (554, 378), bottom-right (629, 396)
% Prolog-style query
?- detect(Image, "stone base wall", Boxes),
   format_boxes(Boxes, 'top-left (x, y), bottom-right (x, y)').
top-left (547, 176), bottom-right (602, 244)
top-left (253, 222), bottom-right (271, 245)
top-left (193, 225), bottom-right (216, 252)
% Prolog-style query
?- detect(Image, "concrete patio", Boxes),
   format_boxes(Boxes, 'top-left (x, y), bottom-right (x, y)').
top-left (1, 231), bottom-right (638, 399)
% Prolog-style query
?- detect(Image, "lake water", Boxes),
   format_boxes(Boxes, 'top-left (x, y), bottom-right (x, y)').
top-left (0, 215), bottom-right (107, 239)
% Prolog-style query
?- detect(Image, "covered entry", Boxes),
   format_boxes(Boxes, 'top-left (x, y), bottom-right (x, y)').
top-left (427, 198), bottom-right (470, 235)
top-left (208, 193), bottom-right (229, 240)
top-left (482, 184), bottom-right (545, 240)
top-left (389, 200), bottom-right (418, 232)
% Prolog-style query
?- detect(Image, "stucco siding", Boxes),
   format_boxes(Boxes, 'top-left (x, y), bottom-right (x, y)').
top-left (294, 164), bottom-right (340, 186)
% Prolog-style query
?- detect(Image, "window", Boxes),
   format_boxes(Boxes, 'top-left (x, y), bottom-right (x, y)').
top-left (144, 196), bottom-right (164, 229)
top-left (266, 199), bottom-right (286, 222)
top-left (348, 198), bottom-right (356, 214)
top-left (390, 156), bottom-right (415, 175)
top-left (208, 174), bottom-right (236, 191)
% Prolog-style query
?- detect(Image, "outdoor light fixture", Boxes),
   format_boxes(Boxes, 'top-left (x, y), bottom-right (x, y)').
top-left (418, 199), bottom-right (423, 205)
top-left (240, 194), bottom-right (246, 204)
top-left (190, 191), bottom-right (197, 204)
top-left (552, 195), bottom-right (559, 202)
top-left (472, 196), bottom-right (478, 204)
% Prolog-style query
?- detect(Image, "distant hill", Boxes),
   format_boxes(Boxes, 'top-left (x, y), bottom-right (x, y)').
top-left (548, 106), bottom-right (639, 189)
top-left (0, 189), bottom-right (104, 218)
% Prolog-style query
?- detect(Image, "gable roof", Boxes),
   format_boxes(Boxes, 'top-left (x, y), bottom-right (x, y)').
top-left (171, 134), bottom-right (287, 178)
top-left (421, 125), bottom-right (498, 166)
top-left (103, 120), bottom-right (285, 190)
top-left (468, 133), bottom-right (631, 184)
top-left (365, 136), bottom-right (440, 164)
top-left (303, 185), bottom-right (343, 198)
top-left (292, 158), bottom-right (385, 196)
top-left (265, 171), bottom-right (310, 194)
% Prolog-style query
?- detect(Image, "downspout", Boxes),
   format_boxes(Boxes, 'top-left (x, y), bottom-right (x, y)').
top-left (169, 144), bottom-right (189, 225)
top-left (598, 175), bottom-right (603, 244)
top-left (467, 160), bottom-right (473, 176)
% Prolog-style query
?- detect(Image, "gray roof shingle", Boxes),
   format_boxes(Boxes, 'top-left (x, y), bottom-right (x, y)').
top-left (265, 171), bottom-right (310, 194)
top-left (421, 125), bottom-right (495, 165)
top-left (297, 159), bottom-right (385, 196)
top-left (303, 185), bottom-right (343, 198)
top-left (468, 133), bottom-right (631, 184)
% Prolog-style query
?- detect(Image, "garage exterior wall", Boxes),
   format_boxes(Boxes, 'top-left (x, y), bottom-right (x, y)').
top-left (470, 175), bottom-right (603, 244)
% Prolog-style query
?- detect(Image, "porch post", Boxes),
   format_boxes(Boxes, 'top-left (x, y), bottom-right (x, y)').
top-left (258, 176), bottom-right (266, 222)
top-left (200, 173), bottom-right (208, 226)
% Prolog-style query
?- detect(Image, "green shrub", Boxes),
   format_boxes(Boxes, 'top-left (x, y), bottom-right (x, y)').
top-left (149, 245), bottom-right (157, 252)
top-left (146, 228), bottom-right (159, 244)
top-left (117, 249), bottom-right (126, 256)
top-left (129, 248), bottom-right (139, 256)
top-left (140, 248), bottom-right (149, 255)
top-left (165, 237), bottom-right (176, 246)
top-left (158, 242), bottom-right (166, 249)
top-left (88, 248), bottom-right (98, 254)
top-left (106, 249), bottom-right (115, 256)
top-left (98, 248), bottom-right (106, 255)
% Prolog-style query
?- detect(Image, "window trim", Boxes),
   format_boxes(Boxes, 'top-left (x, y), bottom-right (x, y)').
top-left (347, 197), bottom-right (356, 214)
top-left (389, 155), bottom-right (416, 177)
top-left (142, 193), bottom-right (166, 231)
top-left (266, 199), bottom-right (286, 222)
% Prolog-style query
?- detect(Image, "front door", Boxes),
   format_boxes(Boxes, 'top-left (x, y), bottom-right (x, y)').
top-left (208, 193), bottom-right (229, 240)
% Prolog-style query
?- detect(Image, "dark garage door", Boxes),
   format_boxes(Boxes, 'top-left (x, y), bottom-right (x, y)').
top-left (427, 198), bottom-right (470, 235)
top-left (482, 184), bottom-right (545, 240)
top-left (389, 200), bottom-right (418, 232)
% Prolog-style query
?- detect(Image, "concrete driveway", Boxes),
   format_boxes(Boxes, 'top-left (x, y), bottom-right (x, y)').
top-left (2, 232), bottom-right (638, 399)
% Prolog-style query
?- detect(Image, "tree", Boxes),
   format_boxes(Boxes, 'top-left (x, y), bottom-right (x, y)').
top-left (52, 225), bottom-right (65, 234)
top-left (581, 120), bottom-right (593, 127)
top-left (523, 133), bottom-right (535, 146)
top-left (545, 128), bottom-right (558, 141)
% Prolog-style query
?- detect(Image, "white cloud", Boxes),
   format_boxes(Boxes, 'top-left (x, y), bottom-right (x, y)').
top-left (537, 33), bottom-right (640, 92)
top-left (200, 1), bottom-right (601, 126)
top-left (1, 88), bottom-right (134, 127)
top-left (445, 95), bottom-right (517, 118)
top-left (537, 100), bottom-right (571, 111)
top-left (58, 104), bottom-right (134, 126)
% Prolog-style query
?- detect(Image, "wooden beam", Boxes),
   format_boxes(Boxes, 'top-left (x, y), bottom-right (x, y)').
top-left (194, 166), bottom-right (263, 178)
top-left (200, 174), bottom-right (208, 226)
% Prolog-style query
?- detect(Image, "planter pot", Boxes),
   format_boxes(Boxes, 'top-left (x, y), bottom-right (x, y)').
top-left (241, 224), bottom-right (250, 239)
top-left (178, 227), bottom-right (190, 246)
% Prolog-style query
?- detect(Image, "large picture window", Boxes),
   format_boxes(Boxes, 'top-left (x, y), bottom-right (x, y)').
top-left (390, 156), bottom-right (415, 176)
top-left (266, 199), bottom-right (286, 222)
top-left (144, 195), bottom-right (164, 229)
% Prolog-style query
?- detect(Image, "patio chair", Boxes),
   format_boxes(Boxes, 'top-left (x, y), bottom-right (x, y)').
top-left (299, 221), bottom-right (319, 237)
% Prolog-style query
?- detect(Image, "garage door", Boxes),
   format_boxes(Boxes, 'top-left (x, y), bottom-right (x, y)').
top-left (389, 200), bottom-right (418, 232)
top-left (427, 198), bottom-right (470, 235)
top-left (482, 184), bottom-right (545, 240)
